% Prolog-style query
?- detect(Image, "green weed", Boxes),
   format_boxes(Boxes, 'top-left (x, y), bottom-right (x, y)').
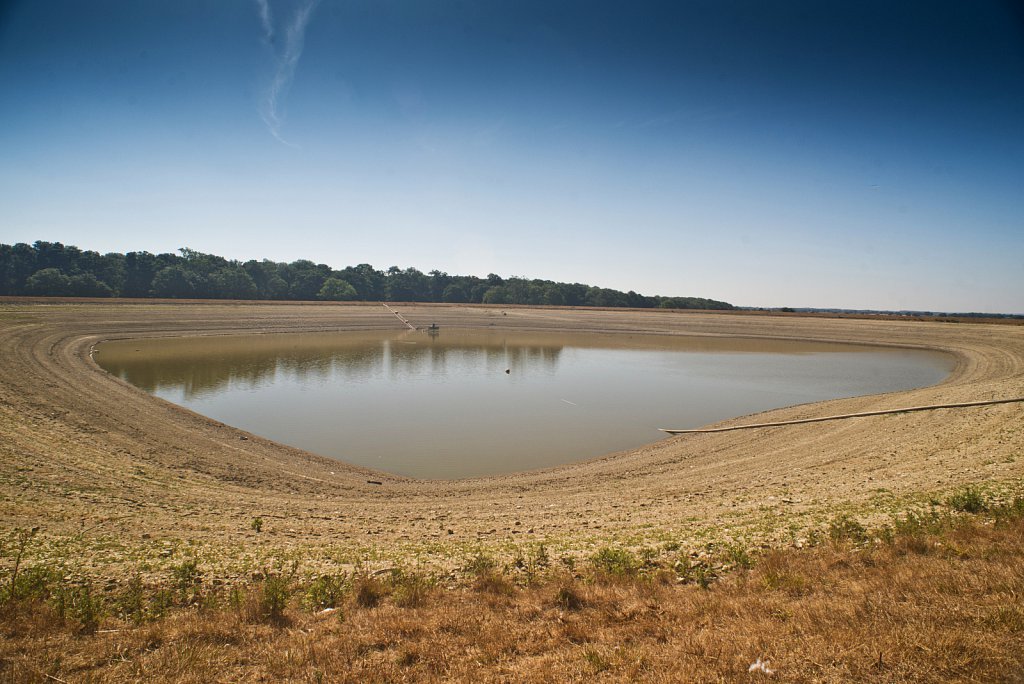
top-left (947, 486), bottom-right (988, 514)
top-left (590, 547), bottom-right (638, 579)
top-left (828, 515), bottom-right (869, 544)
top-left (305, 573), bottom-right (347, 610)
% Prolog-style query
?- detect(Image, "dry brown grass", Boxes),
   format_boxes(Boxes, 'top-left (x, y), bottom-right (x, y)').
top-left (3, 509), bottom-right (1022, 683)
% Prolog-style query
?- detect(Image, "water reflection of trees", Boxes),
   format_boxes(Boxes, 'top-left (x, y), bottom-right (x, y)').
top-left (106, 345), bottom-right (383, 398)
top-left (102, 336), bottom-right (564, 398)
top-left (387, 339), bottom-right (562, 378)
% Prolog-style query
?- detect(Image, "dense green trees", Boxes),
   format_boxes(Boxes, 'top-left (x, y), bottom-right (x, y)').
top-left (0, 240), bottom-right (735, 310)
top-left (4, 242), bottom-right (122, 297)
top-left (317, 277), bottom-right (357, 301)
top-left (24, 268), bottom-right (72, 296)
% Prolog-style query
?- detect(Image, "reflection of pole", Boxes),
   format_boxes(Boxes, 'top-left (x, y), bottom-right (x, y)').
top-left (383, 303), bottom-right (416, 330)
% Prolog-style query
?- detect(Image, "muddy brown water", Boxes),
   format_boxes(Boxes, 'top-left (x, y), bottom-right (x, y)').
top-left (95, 329), bottom-right (954, 479)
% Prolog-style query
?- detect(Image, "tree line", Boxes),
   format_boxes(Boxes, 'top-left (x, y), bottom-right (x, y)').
top-left (0, 241), bottom-right (734, 310)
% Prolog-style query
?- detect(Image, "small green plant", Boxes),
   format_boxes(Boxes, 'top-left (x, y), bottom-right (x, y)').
top-left (674, 555), bottom-right (718, 588)
top-left (673, 556), bottom-right (694, 580)
top-left (946, 486), bottom-right (987, 514)
top-left (260, 574), bottom-right (291, 624)
top-left (828, 515), bottom-right (869, 544)
top-left (693, 563), bottom-right (717, 589)
top-left (1, 527), bottom-right (42, 604)
top-left (251, 517), bottom-right (263, 533)
top-left (305, 573), bottom-right (346, 610)
top-left (171, 558), bottom-right (202, 604)
top-left (535, 544), bottom-right (550, 567)
top-left (116, 575), bottom-right (146, 623)
top-left (76, 585), bottom-right (102, 634)
top-left (228, 584), bottom-right (246, 612)
top-left (464, 550), bottom-right (497, 577)
top-left (590, 547), bottom-right (638, 578)
top-left (54, 584), bottom-right (102, 634)
top-left (462, 551), bottom-right (514, 595)
top-left (723, 543), bottom-right (754, 569)
top-left (992, 496), bottom-right (1024, 526)
top-left (149, 587), bottom-right (176, 619)
top-left (250, 559), bottom-right (299, 624)
top-left (512, 544), bottom-right (551, 585)
top-left (892, 508), bottom-right (946, 537)
top-left (4, 565), bottom-right (54, 604)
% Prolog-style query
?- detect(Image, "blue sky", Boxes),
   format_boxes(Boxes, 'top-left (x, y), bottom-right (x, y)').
top-left (1, 0), bottom-right (1022, 312)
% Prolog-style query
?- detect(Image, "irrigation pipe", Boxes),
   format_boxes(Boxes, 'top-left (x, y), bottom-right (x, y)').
top-left (659, 397), bottom-right (1024, 435)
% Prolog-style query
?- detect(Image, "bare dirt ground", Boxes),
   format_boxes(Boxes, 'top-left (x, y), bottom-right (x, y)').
top-left (1, 300), bottom-right (1022, 582)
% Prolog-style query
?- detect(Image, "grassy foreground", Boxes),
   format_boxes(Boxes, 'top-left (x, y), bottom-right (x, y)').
top-left (3, 488), bottom-right (1023, 683)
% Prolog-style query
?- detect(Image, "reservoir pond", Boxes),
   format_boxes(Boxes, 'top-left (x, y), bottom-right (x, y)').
top-left (95, 329), bottom-right (954, 479)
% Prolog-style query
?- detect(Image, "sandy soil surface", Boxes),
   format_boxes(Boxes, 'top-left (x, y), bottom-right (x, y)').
top-left (2, 300), bottom-right (1022, 580)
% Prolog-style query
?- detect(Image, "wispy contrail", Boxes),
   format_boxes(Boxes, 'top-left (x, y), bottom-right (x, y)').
top-left (255, 0), bottom-right (274, 43)
top-left (257, 0), bottom-right (321, 145)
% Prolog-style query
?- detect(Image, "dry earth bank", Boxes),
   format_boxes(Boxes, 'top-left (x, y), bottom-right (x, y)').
top-left (1, 301), bottom-right (1022, 584)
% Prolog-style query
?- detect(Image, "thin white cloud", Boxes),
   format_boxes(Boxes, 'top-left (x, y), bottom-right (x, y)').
top-left (255, 0), bottom-right (274, 43)
top-left (257, 0), bottom-right (321, 145)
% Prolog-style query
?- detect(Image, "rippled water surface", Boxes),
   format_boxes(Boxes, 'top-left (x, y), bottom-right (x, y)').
top-left (96, 330), bottom-right (953, 479)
